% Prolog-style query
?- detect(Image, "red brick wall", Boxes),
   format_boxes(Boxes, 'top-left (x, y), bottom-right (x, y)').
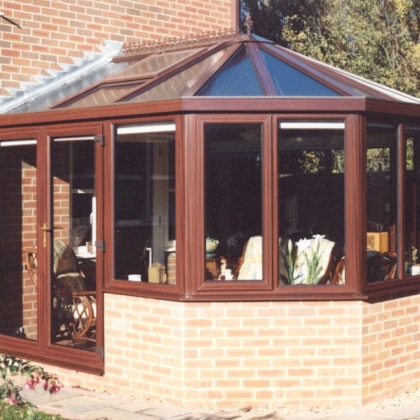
top-left (21, 162), bottom-right (38, 339)
top-left (0, 0), bottom-right (236, 96)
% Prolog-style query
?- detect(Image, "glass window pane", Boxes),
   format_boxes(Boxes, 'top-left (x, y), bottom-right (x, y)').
top-left (114, 122), bottom-right (176, 285)
top-left (278, 121), bottom-right (345, 285)
top-left (405, 127), bottom-right (420, 277)
top-left (51, 138), bottom-right (96, 349)
top-left (204, 124), bottom-right (263, 281)
top-left (0, 140), bottom-right (38, 340)
top-left (366, 124), bottom-right (397, 283)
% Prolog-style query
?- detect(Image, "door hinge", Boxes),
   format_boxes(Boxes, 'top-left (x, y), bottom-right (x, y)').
top-left (94, 134), bottom-right (104, 146)
top-left (95, 240), bottom-right (106, 253)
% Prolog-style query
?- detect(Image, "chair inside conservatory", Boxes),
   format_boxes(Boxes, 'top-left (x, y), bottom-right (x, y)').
top-left (23, 240), bottom-right (96, 344)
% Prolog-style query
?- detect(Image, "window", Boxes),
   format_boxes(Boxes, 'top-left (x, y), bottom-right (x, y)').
top-left (204, 124), bottom-right (263, 281)
top-left (114, 122), bottom-right (176, 285)
top-left (0, 139), bottom-right (37, 340)
top-left (366, 124), bottom-right (398, 283)
top-left (278, 121), bottom-right (345, 286)
top-left (51, 137), bottom-right (97, 348)
top-left (405, 127), bottom-right (420, 277)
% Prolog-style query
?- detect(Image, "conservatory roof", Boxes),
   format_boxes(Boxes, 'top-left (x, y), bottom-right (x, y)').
top-left (3, 29), bottom-right (420, 114)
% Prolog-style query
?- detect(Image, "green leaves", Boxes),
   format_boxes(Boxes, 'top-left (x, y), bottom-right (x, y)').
top-left (244, 0), bottom-right (420, 96)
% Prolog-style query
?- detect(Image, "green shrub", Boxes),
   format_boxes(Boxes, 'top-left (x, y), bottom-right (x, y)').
top-left (0, 400), bottom-right (65, 419)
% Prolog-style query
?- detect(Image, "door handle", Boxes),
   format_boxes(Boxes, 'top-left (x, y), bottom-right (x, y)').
top-left (40, 223), bottom-right (50, 248)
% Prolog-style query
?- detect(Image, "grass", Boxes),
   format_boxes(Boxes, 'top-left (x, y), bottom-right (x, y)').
top-left (0, 401), bottom-right (66, 419)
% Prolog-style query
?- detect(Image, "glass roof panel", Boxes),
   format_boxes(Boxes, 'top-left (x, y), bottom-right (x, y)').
top-left (196, 46), bottom-right (263, 96)
top-left (261, 50), bottom-right (341, 96)
top-left (122, 49), bottom-right (225, 103)
top-left (59, 83), bottom-right (145, 109)
top-left (109, 48), bottom-right (203, 80)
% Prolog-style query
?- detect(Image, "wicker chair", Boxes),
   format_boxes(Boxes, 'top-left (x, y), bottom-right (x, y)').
top-left (367, 251), bottom-right (397, 282)
top-left (23, 240), bottom-right (96, 343)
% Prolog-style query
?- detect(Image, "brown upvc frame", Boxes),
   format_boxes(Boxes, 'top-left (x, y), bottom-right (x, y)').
top-left (271, 114), bottom-right (365, 300)
top-left (364, 122), bottom-right (420, 299)
top-left (0, 97), bottom-right (420, 377)
top-left (0, 97), bottom-right (419, 307)
top-left (0, 123), bottom-right (105, 375)
top-left (179, 113), bottom-right (368, 302)
top-left (41, 122), bottom-right (105, 374)
top-left (0, 127), bottom-right (45, 363)
top-left (99, 109), bottom-right (420, 302)
top-left (102, 115), bottom-right (184, 300)
top-left (184, 114), bottom-right (274, 299)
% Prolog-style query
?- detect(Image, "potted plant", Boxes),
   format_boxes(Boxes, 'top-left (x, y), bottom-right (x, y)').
top-left (205, 237), bottom-right (219, 256)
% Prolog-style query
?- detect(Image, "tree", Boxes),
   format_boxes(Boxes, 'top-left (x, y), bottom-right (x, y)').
top-left (240, 0), bottom-right (303, 46)
top-left (241, 0), bottom-right (420, 96)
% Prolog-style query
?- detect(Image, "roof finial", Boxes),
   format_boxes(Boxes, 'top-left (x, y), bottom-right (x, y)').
top-left (245, 11), bottom-right (253, 36)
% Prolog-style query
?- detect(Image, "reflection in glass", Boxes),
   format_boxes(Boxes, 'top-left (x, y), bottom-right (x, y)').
top-left (278, 122), bottom-right (345, 285)
top-left (127, 51), bottom-right (224, 103)
top-left (114, 123), bottom-right (176, 285)
top-left (405, 128), bottom-right (420, 277)
top-left (204, 124), bottom-right (262, 281)
top-left (198, 46), bottom-right (263, 96)
top-left (261, 51), bottom-right (341, 97)
top-left (51, 139), bottom-right (97, 349)
top-left (366, 125), bottom-right (397, 282)
top-left (0, 141), bottom-right (38, 340)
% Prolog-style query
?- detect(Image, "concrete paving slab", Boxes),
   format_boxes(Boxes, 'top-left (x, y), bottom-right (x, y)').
top-left (140, 406), bottom-right (199, 418)
top-left (42, 394), bottom-right (116, 414)
top-left (112, 401), bottom-right (169, 413)
top-left (78, 406), bottom-right (162, 420)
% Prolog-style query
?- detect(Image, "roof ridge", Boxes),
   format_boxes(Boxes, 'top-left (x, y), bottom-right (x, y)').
top-left (122, 28), bottom-right (242, 56)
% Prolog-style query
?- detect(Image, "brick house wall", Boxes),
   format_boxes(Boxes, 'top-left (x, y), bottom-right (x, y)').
top-left (41, 295), bottom-right (420, 409)
top-left (362, 297), bottom-right (420, 400)
top-left (21, 160), bottom-right (38, 339)
top-left (0, 0), bottom-right (236, 96)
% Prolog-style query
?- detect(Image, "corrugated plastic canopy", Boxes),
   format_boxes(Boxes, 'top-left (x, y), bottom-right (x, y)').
top-left (5, 29), bottom-right (420, 113)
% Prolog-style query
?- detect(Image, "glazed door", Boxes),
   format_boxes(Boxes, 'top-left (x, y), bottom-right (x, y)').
top-left (44, 126), bottom-right (103, 356)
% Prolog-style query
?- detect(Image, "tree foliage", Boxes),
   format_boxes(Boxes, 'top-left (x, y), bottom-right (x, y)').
top-left (241, 0), bottom-right (420, 96)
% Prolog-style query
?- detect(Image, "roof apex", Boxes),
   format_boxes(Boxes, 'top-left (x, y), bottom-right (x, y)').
top-left (121, 28), bottom-right (247, 57)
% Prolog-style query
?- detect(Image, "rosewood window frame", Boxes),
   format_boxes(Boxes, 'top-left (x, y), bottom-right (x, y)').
top-left (102, 115), bottom-right (185, 300)
top-left (182, 113), bottom-right (365, 301)
top-left (102, 112), bottom-right (420, 302)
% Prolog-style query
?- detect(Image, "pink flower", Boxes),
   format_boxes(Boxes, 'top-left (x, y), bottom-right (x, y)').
top-left (24, 378), bottom-right (35, 390)
top-left (8, 395), bottom-right (17, 405)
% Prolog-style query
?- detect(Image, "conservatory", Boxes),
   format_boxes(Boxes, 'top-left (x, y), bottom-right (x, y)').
top-left (1, 29), bottom-right (420, 408)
